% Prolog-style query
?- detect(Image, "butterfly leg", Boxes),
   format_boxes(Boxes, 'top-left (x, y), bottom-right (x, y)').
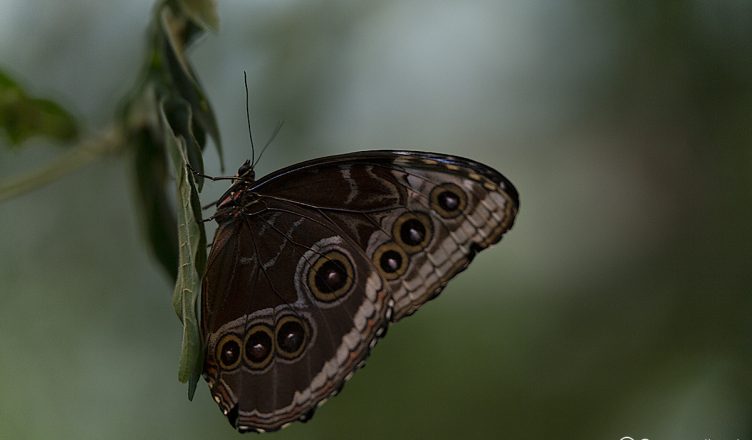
top-left (187, 163), bottom-right (237, 182)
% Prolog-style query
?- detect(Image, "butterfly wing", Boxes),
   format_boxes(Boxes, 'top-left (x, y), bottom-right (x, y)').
top-left (202, 204), bottom-right (390, 432)
top-left (251, 151), bottom-right (519, 320)
top-left (201, 150), bottom-right (518, 432)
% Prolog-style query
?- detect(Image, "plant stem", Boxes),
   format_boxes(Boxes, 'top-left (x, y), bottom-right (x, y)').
top-left (0, 126), bottom-right (124, 202)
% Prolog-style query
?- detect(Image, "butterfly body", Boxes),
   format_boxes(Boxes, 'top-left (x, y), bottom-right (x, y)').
top-left (201, 150), bottom-right (518, 432)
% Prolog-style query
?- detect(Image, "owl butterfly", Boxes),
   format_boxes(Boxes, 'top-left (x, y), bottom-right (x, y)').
top-left (201, 150), bottom-right (519, 432)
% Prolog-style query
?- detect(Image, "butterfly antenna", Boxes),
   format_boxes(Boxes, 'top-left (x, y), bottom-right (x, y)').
top-left (244, 70), bottom-right (256, 166)
top-left (254, 120), bottom-right (285, 167)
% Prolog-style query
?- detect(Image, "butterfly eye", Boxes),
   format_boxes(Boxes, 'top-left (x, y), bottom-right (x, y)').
top-left (275, 316), bottom-right (309, 360)
top-left (393, 212), bottom-right (432, 252)
top-left (237, 160), bottom-right (252, 176)
top-left (373, 243), bottom-right (409, 280)
top-left (430, 183), bottom-right (467, 218)
top-left (216, 334), bottom-right (243, 370)
top-left (244, 325), bottom-right (274, 370)
top-left (307, 251), bottom-right (355, 303)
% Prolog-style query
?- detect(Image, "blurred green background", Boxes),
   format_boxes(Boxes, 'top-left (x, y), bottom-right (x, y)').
top-left (1, 1), bottom-right (751, 438)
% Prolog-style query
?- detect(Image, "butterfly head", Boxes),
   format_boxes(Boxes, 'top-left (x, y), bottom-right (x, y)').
top-left (236, 160), bottom-right (256, 183)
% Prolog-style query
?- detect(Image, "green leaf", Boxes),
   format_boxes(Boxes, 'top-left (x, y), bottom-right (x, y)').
top-left (160, 6), bottom-right (224, 171)
top-left (177, 0), bottom-right (220, 32)
top-left (161, 96), bottom-right (205, 190)
top-left (162, 97), bottom-right (207, 399)
top-left (0, 69), bottom-right (79, 147)
top-left (132, 126), bottom-right (179, 281)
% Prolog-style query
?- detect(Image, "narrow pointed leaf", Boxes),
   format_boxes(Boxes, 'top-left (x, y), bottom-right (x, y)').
top-left (162, 98), bottom-right (206, 398)
top-left (161, 96), bottom-right (205, 190)
top-left (132, 126), bottom-right (179, 281)
top-left (178, 0), bottom-right (220, 32)
top-left (160, 7), bottom-right (224, 170)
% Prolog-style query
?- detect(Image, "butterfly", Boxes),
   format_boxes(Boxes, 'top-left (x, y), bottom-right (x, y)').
top-left (201, 150), bottom-right (519, 432)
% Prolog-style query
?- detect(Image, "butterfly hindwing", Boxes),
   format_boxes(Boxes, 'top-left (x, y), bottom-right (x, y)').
top-left (202, 204), bottom-right (390, 431)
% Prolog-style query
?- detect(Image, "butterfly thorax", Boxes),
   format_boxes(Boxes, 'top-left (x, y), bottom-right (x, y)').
top-left (213, 161), bottom-right (262, 224)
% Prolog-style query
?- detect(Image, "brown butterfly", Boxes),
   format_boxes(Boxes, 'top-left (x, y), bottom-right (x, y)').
top-left (201, 150), bottom-right (519, 432)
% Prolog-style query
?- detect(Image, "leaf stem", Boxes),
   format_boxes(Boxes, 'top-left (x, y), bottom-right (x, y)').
top-left (0, 126), bottom-right (125, 202)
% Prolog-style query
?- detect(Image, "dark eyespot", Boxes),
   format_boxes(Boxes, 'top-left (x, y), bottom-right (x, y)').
top-left (277, 320), bottom-right (305, 354)
top-left (245, 330), bottom-right (272, 365)
top-left (438, 191), bottom-right (460, 211)
top-left (430, 183), bottom-right (467, 218)
top-left (216, 335), bottom-right (243, 369)
top-left (400, 218), bottom-right (426, 246)
top-left (393, 212), bottom-right (432, 252)
top-left (373, 243), bottom-right (409, 280)
top-left (380, 250), bottom-right (403, 273)
top-left (275, 316), bottom-right (310, 360)
top-left (315, 259), bottom-right (347, 293)
top-left (307, 251), bottom-right (354, 303)
top-left (220, 340), bottom-right (240, 366)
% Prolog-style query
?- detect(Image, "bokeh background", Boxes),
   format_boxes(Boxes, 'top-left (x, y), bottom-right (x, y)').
top-left (1, 1), bottom-right (751, 438)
